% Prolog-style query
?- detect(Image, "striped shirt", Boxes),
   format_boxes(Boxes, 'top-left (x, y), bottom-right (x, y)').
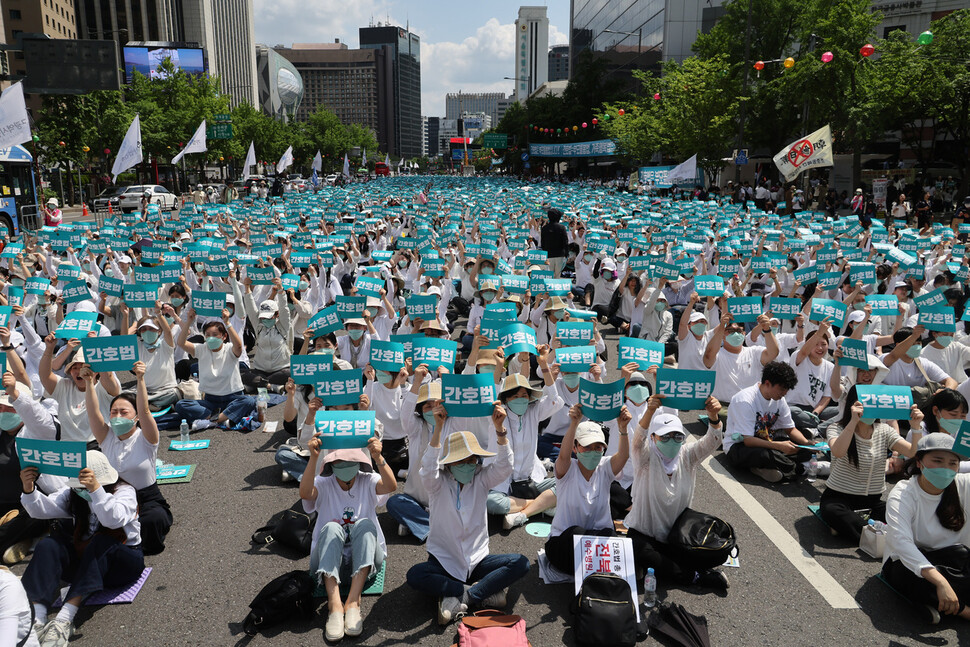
top-left (825, 422), bottom-right (902, 496)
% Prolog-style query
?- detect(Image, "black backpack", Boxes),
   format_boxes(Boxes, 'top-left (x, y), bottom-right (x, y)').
top-left (574, 573), bottom-right (638, 647)
top-left (665, 508), bottom-right (738, 572)
top-left (243, 570), bottom-right (315, 636)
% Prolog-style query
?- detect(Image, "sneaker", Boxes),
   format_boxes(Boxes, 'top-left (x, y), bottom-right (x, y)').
top-left (191, 419), bottom-right (214, 431)
top-left (280, 469), bottom-right (295, 483)
top-left (2, 538), bottom-right (31, 565)
top-left (437, 596), bottom-right (467, 625)
top-left (750, 467), bottom-right (783, 483)
top-left (32, 619), bottom-right (48, 644)
top-left (397, 469), bottom-right (408, 480)
top-left (920, 604), bottom-right (941, 625)
top-left (40, 619), bottom-right (72, 647)
top-left (480, 589), bottom-right (507, 609)
top-left (325, 610), bottom-right (344, 641)
top-left (693, 569), bottom-right (730, 590)
top-left (503, 512), bottom-right (528, 530)
top-left (397, 523), bottom-right (410, 537)
top-left (344, 606), bottom-right (363, 637)
top-left (541, 458), bottom-right (555, 473)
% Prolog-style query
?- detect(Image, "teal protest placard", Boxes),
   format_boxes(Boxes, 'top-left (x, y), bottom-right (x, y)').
top-left (290, 355), bottom-right (334, 385)
top-left (727, 296), bottom-right (763, 323)
top-left (849, 262), bottom-right (876, 285)
top-left (656, 368), bottom-right (715, 410)
top-left (81, 335), bottom-right (138, 372)
top-left (15, 438), bottom-right (87, 477)
top-left (411, 337), bottom-right (458, 372)
top-left (123, 283), bottom-right (160, 308)
top-left (0, 306), bottom-right (11, 329)
top-left (369, 340), bottom-right (405, 372)
top-left (191, 291), bottom-right (226, 317)
top-left (170, 439), bottom-right (210, 451)
top-left (61, 280), bottom-right (90, 304)
top-left (913, 288), bottom-right (946, 310)
top-left (280, 273), bottom-right (300, 292)
top-left (579, 378), bottom-right (625, 422)
top-left (501, 274), bottom-right (529, 295)
top-left (422, 258), bottom-right (445, 277)
top-left (839, 338), bottom-right (869, 369)
top-left (0, 242), bottom-right (23, 258)
top-left (314, 368), bottom-right (364, 405)
top-left (6, 286), bottom-right (23, 308)
top-left (25, 276), bottom-right (50, 296)
top-left (203, 258), bottom-right (230, 278)
top-left (556, 321), bottom-right (594, 347)
top-left (770, 297), bottom-right (801, 320)
top-left (618, 338), bottom-right (664, 370)
top-left (857, 385), bottom-right (912, 419)
top-left (307, 305), bottom-right (343, 336)
top-left (406, 295), bottom-right (438, 321)
top-left (314, 410), bottom-right (375, 449)
top-left (355, 275), bottom-right (384, 298)
top-left (97, 275), bottom-right (124, 298)
top-left (792, 265), bottom-right (817, 284)
top-left (918, 306), bottom-right (956, 333)
top-left (865, 294), bottom-right (899, 316)
top-left (56, 264), bottom-right (81, 280)
top-left (538, 278), bottom-right (572, 296)
top-left (134, 267), bottom-right (162, 284)
top-left (566, 308), bottom-right (597, 321)
top-left (817, 271), bottom-right (842, 291)
top-left (693, 275), bottom-right (724, 297)
top-left (158, 263), bottom-right (182, 283)
top-left (442, 373), bottom-right (497, 417)
top-left (335, 296), bottom-right (366, 320)
top-left (55, 312), bottom-right (99, 339)
top-left (555, 346), bottom-right (597, 373)
top-left (954, 421), bottom-right (970, 458)
top-left (809, 298), bottom-right (847, 327)
top-left (247, 265), bottom-right (275, 285)
top-left (497, 323), bottom-right (538, 355)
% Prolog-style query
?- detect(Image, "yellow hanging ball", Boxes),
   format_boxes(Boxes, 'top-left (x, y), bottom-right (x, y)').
top-left (784, 57), bottom-right (795, 69)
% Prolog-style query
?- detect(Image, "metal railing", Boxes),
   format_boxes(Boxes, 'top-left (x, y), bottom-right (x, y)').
top-left (18, 203), bottom-right (41, 232)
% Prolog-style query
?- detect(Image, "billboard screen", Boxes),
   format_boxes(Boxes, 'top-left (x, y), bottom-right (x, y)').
top-left (123, 45), bottom-right (207, 83)
top-left (23, 39), bottom-right (120, 94)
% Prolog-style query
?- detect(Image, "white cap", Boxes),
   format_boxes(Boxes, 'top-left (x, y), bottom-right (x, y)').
top-left (67, 451), bottom-right (118, 489)
top-left (258, 300), bottom-right (278, 318)
top-left (847, 310), bottom-right (866, 324)
top-left (688, 311), bottom-right (707, 323)
top-left (574, 421), bottom-right (606, 447)
top-left (649, 412), bottom-right (685, 437)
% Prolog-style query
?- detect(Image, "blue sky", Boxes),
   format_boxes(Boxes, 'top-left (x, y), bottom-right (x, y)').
top-left (253, 0), bottom-right (571, 116)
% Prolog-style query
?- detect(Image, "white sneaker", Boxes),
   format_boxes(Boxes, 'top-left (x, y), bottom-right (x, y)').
top-left (503, 512), bottom-right (527, 530)
top-left (280, 469), bottom-right (295, 483)
top-left (437, 596), bottom-right (467, 625)
top-left (397, 469), bottom-right (408, 479)
top-left (480, 589), bottom-right (507, 609)
top-left (325, 610), bottom-right (344, 641)
top-left (40, 619), bottom-right (73, 647)
top-left (397, 523), bottom-right (410, 537)
top-left (750, 467), bottom-right (783, 483)
top-left (191, 419), bottom-right (214, 431)
top-left (344, 606), bottom-right (363, 637)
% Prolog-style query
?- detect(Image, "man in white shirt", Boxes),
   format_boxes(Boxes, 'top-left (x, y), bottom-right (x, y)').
top-left (787, 324), bottom-right (837, 438)
top-left (883, 326), bottom-right (959, 390)
top-left (724, 362), bottom-right (814, 482)
top-left (704, 312), bottom-right (779, 410)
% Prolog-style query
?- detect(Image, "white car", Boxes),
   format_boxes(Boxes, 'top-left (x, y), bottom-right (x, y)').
top-left (117, 185), bottom-right (180, 212)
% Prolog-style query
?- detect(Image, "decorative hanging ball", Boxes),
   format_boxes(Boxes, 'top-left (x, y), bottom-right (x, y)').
top-left (82, 145), bottom-right (90, 152)
top-left (582, 122), bottom-right (587, 128)
top-left (784, 57), bottom-right (795, 68)
top-left (917, 31), bottom-right (933, 45)
top-left (860, 43), bottom-right (875, 57)
top-left (618, 109), bottom-right (625, 116)
top-left (591, 118), bottom-right (598, 125)
top-left (653, 93), bottom-right (661, 100)
top-left (603, 114), bottom-right (610, 121)
top-left (104, 148), bottom-right (111, 155)
top-left (58, 141), bottom-right (65, 146)
top-left (32, 135), bottom-right (39, 143)
top-left (572, 126), bottom-right (578, 131)
top-left (821, 51), bottom-right (834, 63)
top-left (754, 60), bottom-right (765, 71)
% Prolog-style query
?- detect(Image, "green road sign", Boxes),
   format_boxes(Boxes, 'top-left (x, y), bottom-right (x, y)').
top-left (483, 133), bottom-right (508, 149)
top-left (206, 124), bottom-right (233, 139)
top-left (213, 114), bottom-right (232, 123)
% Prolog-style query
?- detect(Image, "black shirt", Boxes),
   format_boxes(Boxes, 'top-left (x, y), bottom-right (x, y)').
top-left (540, 222), bottom-right (569, 259)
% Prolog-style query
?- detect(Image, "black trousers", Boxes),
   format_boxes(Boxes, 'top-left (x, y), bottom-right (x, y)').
top-left (137, 484), bottom-right (173, 556)
top-left (544, 526), bottom-right (613, 575)
top-left (882, 545), bottom-right (970, 610)
top-left (241, 367), bottom-right (291, 393)
top-left (610, 481), bottom-right (632, 522)
top-left (726, 443), bottom-right (810, 479)
top-left (381, 437), bottom-right (409, 475)
top-left (819, 487), bottom-right (885, 543)
top-left (627, 528), bottom-right (693, 587)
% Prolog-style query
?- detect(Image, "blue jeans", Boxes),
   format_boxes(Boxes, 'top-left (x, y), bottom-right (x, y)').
top-left (275, 445), bottom-right (308, 481)
top-left (406, 553), bottom-right (529, 605)
top-left (537, 433), bottom-right (563, 460)
top-left (385, 493), bottom-right (430, 542)
top-left (309, 519), bottom-right (383, 585)
top-left (174, 391), bottom-right (255, 425)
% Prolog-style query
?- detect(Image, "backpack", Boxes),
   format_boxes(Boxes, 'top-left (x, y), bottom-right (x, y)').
top-left (574, 572), bottom-right (638, 647)
top-left (665, 507), bottom-right (738, 571)
top-left (455, 610), bottom-right (531, 647)
top-left (251, 506), bottom-right (317, 556)
top-left (242, 570), bottom-right (315, 636)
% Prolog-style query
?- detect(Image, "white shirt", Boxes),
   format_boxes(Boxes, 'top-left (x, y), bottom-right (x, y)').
top-left (50, 379), bottom-right (113, 443)
top-left (678, 329), bottom-right (714, 372)
top-left (303, 471), bottom-right (385, 561)
top-left (885, 474), bottom-right (970, 576)
top-left (197, 343), bottom-right (243, 395)
top-left (99, 427), bottom-right (158, 490)
top-left (786, 355), bottom-right (834, 407)
top-left (21, 484), bottom-right (141, 545)
top-left (920, 341), bottom-right (970, 382)
top-left (0, 569), bottom-right (39, 647)
top-left (421, 441), bottom-right (513, 581)
top-left (884, 358), bottom-right (949, 388)
top-left (500, 385), bottom-right (565, 489)
top-left (365, 382), bottom-right (406, 441)
top-left (550, 457), bottom-right (616, 538)
top-left (710, 346), bottom-right (764, 403)
top-left (140, 338), bottom-right (178, 393)
top-left (724, 384), bottom-right (795, 453)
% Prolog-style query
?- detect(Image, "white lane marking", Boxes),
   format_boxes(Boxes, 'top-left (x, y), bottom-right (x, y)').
top-left (700, 453), bottom-right (860, 609)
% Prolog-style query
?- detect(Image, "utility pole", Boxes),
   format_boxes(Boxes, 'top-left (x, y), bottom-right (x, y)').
top-left (735, 0), bottom-right (754, 184)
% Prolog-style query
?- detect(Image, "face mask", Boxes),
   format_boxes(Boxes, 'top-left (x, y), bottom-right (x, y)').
top-left (481, 267), bottom-right (493, 275)
top-left (110, 416), bottom-right (135, 436)
top-left (141, 331), bottom-right (159, 345)
top-left (299, 281), bottom-right (310, 292)
top-left (348, 328), bottom-right (364, 341)
top-left (81, 263), bottom-right (91, 273)
top-left (864, 321), bottom-right (874, 334)
top-left (205, 336), bottom-right (224, 350)
top-left (906, 344), bottom-right (922, 359)
top-left (398, 260), bottom-right (408, 268)
top-left (422, 411), bottom-right (436, 426)
top-left (605, 271), bottom-right (616, 280)
top-left (163, 315), bottom-right (174, 326)
top-left (313, 348), bottom-right (335, 356)
top-left (626, 384), bottom-right (649, 405)
top-left (170, 297), bottom-right (185, 307)
top-left (764, 278), bottom-right (774, 288)
top-left (936, 336), bottom-right (953, 348)
top-left (617, 256), bottom-right (627, 263)
top-left (922, 466), bottom-right (958, 490)
top-left (577, 450), bottom-right (603, 470)
top-left (481, 291), bottom-right (496, 302)
top-left (770, 326), bottom-right (780, 336)
top-left (331, 461), bottom-right (360, 483)
top-left (194, 263), bottom-right (204, 272)
top-left (562, 373), bottom-right (581, 389)
top-left (0, 411), bottom-right (22, 431)
top-left (551, 309), bottom-right (565, 320)
top-left (690, 323), bottom-right (706, 336)
top-left (860, 417), bottom-right (876, 425)
top-left (401, 290), bottom-right (412, 299)
top-left (939, 417), bottom-right (963, 434)
top-left (478, 364), bottom-right (496, 374)
top-left (656, 437), bottom-right (685, 459)
top-left (506, 397), bottom-right (530, 416)
top-left (261, 318), bottom-right (276, 329)
top-left (853, 302), bottom-right (865, 311)
top-left (725, 332), bottom-right (745, 347)
top-left (449, 462), bottom-right (477, 484)
top-left (654, 302), bottom-right (666, 312)
top-left (376, 370), bottom-right (393, 385)
top-left (584, 254), bottom-right (594, 262)
top-left (73, 488), bottom-right (92, 502)
top-left (103, 269), bottom-right (113, 278)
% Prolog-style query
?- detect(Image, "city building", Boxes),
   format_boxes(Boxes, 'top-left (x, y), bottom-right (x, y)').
top-left (425, 116), bottom-right (440, 157)
top-left (513, 6), bottom-right (549, 103)
top-left (255, 44), bottom-right (303, 121)
top-left (274, 42), bottom-right (389, 146)
top-left (438, 118), bottom-right (459, 157)
top-left (359, 23), bottom-right (422, 159)
top-left (445, 91), bottom-right (509, 126)
top-left (460, 112), bottom-right (491, 140)
top-left (871, 0), bottom-right (968, 37)
top-left (548, 44), bottom-right (569, 81)
top-left (530, 79), bottom-right (568, 99)
top-left (2, 0), bottom-right (78, 108)
top-left (420, 115), bottom-right (427, 157)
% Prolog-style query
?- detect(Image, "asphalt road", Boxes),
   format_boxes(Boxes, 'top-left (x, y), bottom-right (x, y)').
top-left (9, 328), bottom-right (969, 647)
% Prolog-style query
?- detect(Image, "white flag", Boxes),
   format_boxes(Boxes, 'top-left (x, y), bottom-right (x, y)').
top-left (111, 114), bottom-right (143, 183)
top-left (342, 153), bottom-right (350, 178)
top-left (242, 141), bottom-right (256, 178)
top-left (384, 153), bottom-right (390, 166)
top-left (0, 83), bottom-right (31, 151)
top-left (276, 146), bottom-right (293, 174)
top-left (312, 150), bottom-right (322, 172)
top-left (361, 149), bottom-right (367, 166)
top-left (667, 154), bottom-right (697, 184)
top-left (171, 120), bottom-right (207, 164)
top-left (772, 124), bottom-right (834, 182)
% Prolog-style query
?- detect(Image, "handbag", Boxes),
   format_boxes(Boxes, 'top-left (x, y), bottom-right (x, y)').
top-left (573, 572), bottom-right (638, 647)
top-left (665, 507), bottom-right (738, 571)
top-left (859, 523), bottom-right (886, 558)
top-left (910, 359), bottom-right (941, 410)
top-left (456, 610), bottom-right (532, 647)
top-left (509, 479), bottom-right (541, 500)
top-left (252, 508), bottom-right (317, 556)
top-left (242, 570), bottom-right (315, 636)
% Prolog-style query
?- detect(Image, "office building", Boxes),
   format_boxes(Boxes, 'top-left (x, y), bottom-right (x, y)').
top-left (359, 23), bottom-right (421, 158)
top-left (872, 0), bottom-right (967, 38)
top-left (445, 91), bottom-right (510, 126)
top-left (548, 44), bottom-right (569, 81)
top-left (438, 118), bottom-right (459, 157)
top-left (425, 116), bottom-right (439, 157)
top-left (2, 0), bottom-right (78, 107)
top-left (513, 6), bottom-right (549, 102)
top-left (274, 42), bottom-right (389, 147)
top-left (256, 44), bottom-right (303, 120)
top-left (420, 115), bottom-right (427, 157)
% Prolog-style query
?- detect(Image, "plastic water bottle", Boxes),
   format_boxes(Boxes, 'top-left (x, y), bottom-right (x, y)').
top-left (179, 419), bottom-right (190, 443)
top-left (807, 455), bottom-right (818, 483)
top-left (256, 388), bottom-right (268, 423)
top-left (642, 568), bottom-right (657, 608)
top-left (869, 519), bottom-right (886, 534)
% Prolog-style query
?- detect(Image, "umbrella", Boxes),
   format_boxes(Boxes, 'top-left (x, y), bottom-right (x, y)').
top-left (647, 602), bottom-right (711, 647)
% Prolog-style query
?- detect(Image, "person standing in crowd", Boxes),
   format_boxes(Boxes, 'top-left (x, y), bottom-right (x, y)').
top-left (540, 208), bottom-right (569, 278)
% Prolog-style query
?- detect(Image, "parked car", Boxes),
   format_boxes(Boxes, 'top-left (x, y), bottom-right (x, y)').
top-left (91, 186), bottom-right (125, 212)
top-left (325, 174), bottom-right (339, 185)
top-left (117, 185), bottom-right (180, 212)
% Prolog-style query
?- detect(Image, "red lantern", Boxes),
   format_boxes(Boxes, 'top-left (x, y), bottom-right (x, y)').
top-left (58, 141), bottom-right (65, 146)
top-left (653, 93), bottom-right (660, 100)
top-left (860, 43), bottom-right (875, 57)
top-left (618, 109), bottom-right (625, 116)
top-left (753, 60), bottom-right (765, 71)
top-left (104, 148), bottom-right (111, 155)
top-left (582, 122), bottom-right (587, 128)
top-left (591, 118), bottom-right (598, 126)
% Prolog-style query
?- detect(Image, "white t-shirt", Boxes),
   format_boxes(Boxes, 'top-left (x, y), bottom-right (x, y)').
top-left (0, 568), bottom-right (39, 647)
top-left (196, 344), bottom-right (243, 395)
top-left (884, 358), bottom-right (949, 388)
top-left (678, 329), bottom-right (714, 372)
top-left (786, 356), bottom-right (834, 407)
top-left (99, 427), bottom-right (158, 490)
top-left (920, 341), bottom-right (970, 382)
top-left (50, 378), bottom-right (112, 443)
top-left (724, 384), bottom-right (795, 453)
top-left (711, 346), bottom-right (764, 402)
top-left (141, 339), bottom-right (177, 393)
top-left (550, 458), bottom-right (616, 538)
top-left (303, 471), bottom-right (385, 561)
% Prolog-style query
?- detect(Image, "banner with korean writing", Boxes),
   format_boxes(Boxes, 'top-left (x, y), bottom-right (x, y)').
top-left (314, 410), bottom-right (375, 450)
top-left (838, 337), bottom-right (869, 369)
top-left (817, 271), bottom-right (841, 291)
top-left (497, 323), bottom-right (538, 355)
top-left (770, 297), bottom-right (801, 320)
top-left (918, 306), bottom-right (956, 333)
top-left (849, 262), bottom-right (876, 285)
top-left (555, 346), bottom-right (597, 373)
top-left (307, 305), bottom-right (343, 336)
top-left (123, 283), bottom-right (160, 308)
top-left (693, 275), bottom-right (724, 297)
top-left (290, 355), bottom-right (334, 385)
top-left (355, 275), bottom-right (384, 298)
top-left (579, 378), bottom-right (625, 422)
top-left (191, 291), bottom-right (226, 317)
top-left (405, 295), bottom-right (437, 321)
top-left (25, 276), bottom-right (50, 296)
top-left (556, 321), bottom-right (594, 347)
top-left (0, 305), bottom-right (11, 329)
top-left (913, 288), bottom-right (946, 310)
top-left (572, 535), bottom-right (639, 621)
top-left (442, 373), bottom-right (497, 417)
top-left (16, 438), bottom-right (87, 477)
top-left (656, 368), bottom-right (715, 410)
top-left (247, 265), bottom-right (275, 285)
top-left (411, 337), bottom-right (458, 372)
top-left (857, 385), bottom-right (912, 420)
top-left (727, 296), bottom-right (763, 323)
top-left (335, 296), bottom-right (366, 320)
top-left (792, 265), bottom-right (817, 284)
top-left (81, 335), bottom-right (138, 372)
top-left (369, 340), bottom-right (405, 372)
top-left (55, 312), bottom-right (99, 339)
top-left (61, 280), bottom-right (90, 305)
top-left (809, 298), bottom-right (847, 328)
top-left (313, 368), bottom-right (363, 405)
top-left (501, 274), bottom-right (529, 295)
top-left (954, 421), bottom-right (970, 458)
top-left (618, 338), bottom-right (664, 370)
top-left (865, 294), bottom-right (899, 316)
top-left (5, 286), bottom-right (22, 308)
top-left (536, 277), bottom-right (572, 297)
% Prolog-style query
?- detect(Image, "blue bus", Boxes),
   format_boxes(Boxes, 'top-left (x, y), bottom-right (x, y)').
top-left (0, 145), bottom-right (40, 237)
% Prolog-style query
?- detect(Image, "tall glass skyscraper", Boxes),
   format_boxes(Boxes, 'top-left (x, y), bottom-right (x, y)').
top-left (359, 24), bottom-right (422, 159)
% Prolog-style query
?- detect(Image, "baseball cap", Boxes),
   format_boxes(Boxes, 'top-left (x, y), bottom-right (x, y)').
top-left (649, 412), bottom-right (685, 437)
top-left (575, 421), bottom-right (606, 447)
top-left (258, 300), bottom-right (278, 318)
top-left (916, 433), bottom-right (964, 460)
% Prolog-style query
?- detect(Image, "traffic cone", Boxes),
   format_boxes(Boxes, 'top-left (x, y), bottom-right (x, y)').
top-left (108, 203), bottom-right (113, 215)
top-left (82, 202), bottom-right (89, 218)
